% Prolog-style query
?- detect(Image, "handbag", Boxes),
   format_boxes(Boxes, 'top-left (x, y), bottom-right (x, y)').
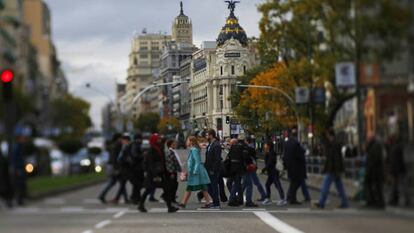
top-left (276, 156), bottom-right (284, 172)
top-left (179, 172), bottom-right (188, 182)
top-left (246, 163), bottom-right (257, 173)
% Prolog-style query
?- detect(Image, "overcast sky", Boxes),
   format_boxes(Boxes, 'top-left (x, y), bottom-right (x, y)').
top-left (43, 0), bottom-right (264, 129)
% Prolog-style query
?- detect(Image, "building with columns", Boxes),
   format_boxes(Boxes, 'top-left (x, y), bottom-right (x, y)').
top-left (189, 2), bottom-right (257, 138)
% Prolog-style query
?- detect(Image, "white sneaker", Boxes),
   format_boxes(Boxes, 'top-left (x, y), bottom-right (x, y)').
top-left (262, 198), bottom-right (272, 205)
top-left (276, 200), bottom-right (287, 206)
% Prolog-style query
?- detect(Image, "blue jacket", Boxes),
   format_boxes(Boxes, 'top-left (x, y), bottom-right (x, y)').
top-left (187, 147), bottom-right (210, 186)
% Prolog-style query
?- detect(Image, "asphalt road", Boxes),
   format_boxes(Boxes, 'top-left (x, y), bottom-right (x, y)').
top-left (0, 149), bottom-right (413, 233)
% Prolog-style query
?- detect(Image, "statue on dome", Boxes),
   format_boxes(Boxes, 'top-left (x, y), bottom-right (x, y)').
top-left (225, 0), bottom-right (240, 15)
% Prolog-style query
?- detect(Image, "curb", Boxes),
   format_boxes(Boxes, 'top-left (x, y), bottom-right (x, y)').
top-left (28, 178), bottom-right (106, 200)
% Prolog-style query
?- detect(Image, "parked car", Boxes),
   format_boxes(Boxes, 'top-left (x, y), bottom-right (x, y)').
top-left (69, 148), bottom-right (94, 174)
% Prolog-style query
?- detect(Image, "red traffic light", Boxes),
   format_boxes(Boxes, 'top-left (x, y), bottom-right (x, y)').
top-left (1, 69), bottom-right (14, 83)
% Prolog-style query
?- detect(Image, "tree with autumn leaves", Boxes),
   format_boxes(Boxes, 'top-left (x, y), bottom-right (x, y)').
top-left (232, 0), bottom-right (411, 139)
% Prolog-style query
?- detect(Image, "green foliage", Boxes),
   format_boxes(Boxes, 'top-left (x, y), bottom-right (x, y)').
top-left (50, 94), bottom-right (92, 138)
top-left (157, 117), bottom-right (180, 135)
top-left (134, 112), bottom-right (160, 133)
top-left (57, 138), bottom-right (83, 155)
top-left (88, 147), bottom-right (102, 155)
top-left (256, 0), bottom-right (411, 129)
top-left (28, 173), bottom-right (105, 197)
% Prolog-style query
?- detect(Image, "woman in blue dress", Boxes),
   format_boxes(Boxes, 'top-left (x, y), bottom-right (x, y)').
top-left (179, 136), bottom-right (211, 208)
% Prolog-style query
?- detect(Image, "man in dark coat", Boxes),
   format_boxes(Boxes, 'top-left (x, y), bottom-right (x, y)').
top-left (386, 135), bottom-right (410, 206)
top-left (314, 129), bottom-right (348, 208)
top-left (98, 133), bottom-right (123, 204)
top-left (364, 132), bottom-right (385, 208)
top-left (0, 149), bottom-right (13, 208)
top-left (109, 134), bottom-right (131, 204)
top-left (118, 134), bottom-right (145, 204)
top-left (203, 129), bottom-right (223, 208)
top-left (283, 130), bottom-right (306, 204)
top-left (11, 133), bottom-right (28, 206)
top-left (227, 139), bottom-right (246, 206)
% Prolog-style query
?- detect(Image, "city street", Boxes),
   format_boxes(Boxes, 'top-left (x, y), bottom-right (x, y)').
top-left (1, 150), bottom-right (413, 233)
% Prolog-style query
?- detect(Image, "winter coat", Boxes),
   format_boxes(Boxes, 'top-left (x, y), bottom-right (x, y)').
top-left (0, 152), bottom-right (13, 199)
top-left (264, 151), bottom-right (277, 173)
top-left (204, 140), bottom-right (222, 176)
top-left (227, 142), bottom-right (247, 176)
top-left (323, 140), bottom-right (344, 177)
top-left (283, 138), bottom-right (307, 181)
top-left (143, 147), bottom-right (166, 188)
top-left (366, 138), bottom-right (384, 182)
top-left (387, 142), bottom-right (406, 177)
top-left (187, 147), bottom-right (210, 186)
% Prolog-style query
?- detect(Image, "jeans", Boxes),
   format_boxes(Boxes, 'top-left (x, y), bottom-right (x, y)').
top-left (243, 173), bottom-right (253, 204)
top-left (251, 172), bottom-right (267, 199)
top-left (265, 170), bottom-right (284, 200)
top-left (229, 176), bottom-right (242, 203)
top-left (99, 176), bottom-right (117, 199)
top-left (208, 173), bottom-right (220, 206)
top-left (114, 178), bottom-right (128, 202)
top-left (301, 180), bottom-right (311, 201)
top-left (318, 174), bottom-right (348, 208)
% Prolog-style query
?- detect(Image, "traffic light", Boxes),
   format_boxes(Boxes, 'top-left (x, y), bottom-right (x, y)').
top-left (226, 116), bottom-right (230, 124)
top-left (1, 69), bottom-right (14, 101)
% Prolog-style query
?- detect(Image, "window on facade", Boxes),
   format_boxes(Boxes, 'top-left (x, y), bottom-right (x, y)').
top-left (140, 46), bottom-right (148, 51)
top-left (219, 85), bottom-right (223, 95)
top-left (231, 65), bottom-right (235, 75)
top-left (220, 66), bottom-right (223, 75)
top-left (140, 54), bottom-right (148, 59)
top-left (243, 66), bottom-right (246, 74)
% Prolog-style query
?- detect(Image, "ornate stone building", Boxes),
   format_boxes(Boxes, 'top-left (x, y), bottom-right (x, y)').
top-left (189, 2), bottom-right (257, 138)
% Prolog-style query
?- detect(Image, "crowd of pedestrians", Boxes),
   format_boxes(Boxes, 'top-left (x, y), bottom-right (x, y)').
top-left (94, 126), bottom-right (411, 213)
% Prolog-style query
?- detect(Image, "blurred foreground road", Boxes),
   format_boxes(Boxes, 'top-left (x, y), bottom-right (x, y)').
top-left (0, 149), bottom-right (413, 233)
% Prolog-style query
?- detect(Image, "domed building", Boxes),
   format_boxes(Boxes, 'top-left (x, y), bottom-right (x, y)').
top-left (189, 1), bottom-right (258, 138)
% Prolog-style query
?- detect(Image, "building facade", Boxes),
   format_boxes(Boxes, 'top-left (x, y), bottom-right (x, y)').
top-left (189, 3), bottom-right (257, 138)
top-left (22, 0), bottom-right (67, 99)
top-left (160, 2), bottom-right (196, 118)
top-left (125, 31), bottom-right (171, 119)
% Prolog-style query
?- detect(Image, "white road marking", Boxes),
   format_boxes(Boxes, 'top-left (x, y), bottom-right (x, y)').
top-left (113, 210), bottom-right (126, 219)
top-left (82, 230), bottom-right (93, 233)
top-left (43, 198), bottom-right (65, 205)
top-left (95, 219), bottom-right (111, 229)
top-left (243, 208), bottom-right (266, 211)
top-left (149, 208), bottom-right (168, 213)
top-left (254, 211), bottom-right (305, 233)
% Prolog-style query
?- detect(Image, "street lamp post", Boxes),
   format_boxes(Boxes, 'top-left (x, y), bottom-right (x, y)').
top-left (236, 83), bottom-right (302, 142)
